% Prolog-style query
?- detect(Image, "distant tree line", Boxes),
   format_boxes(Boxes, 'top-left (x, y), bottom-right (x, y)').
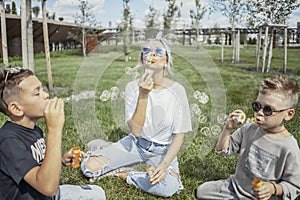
top-left (4, 1), bottom-right (61, 21)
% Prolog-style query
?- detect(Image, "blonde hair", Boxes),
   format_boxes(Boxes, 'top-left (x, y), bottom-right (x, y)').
top-left (259, 76), bottom-right (298, 108)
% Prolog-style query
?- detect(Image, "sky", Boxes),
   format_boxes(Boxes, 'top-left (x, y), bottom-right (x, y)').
top-left (20, 0), bottom-right (300, 29)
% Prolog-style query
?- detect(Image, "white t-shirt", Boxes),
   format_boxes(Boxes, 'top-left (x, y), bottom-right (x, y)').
top-left (125, 79), bottom-right (192, 145)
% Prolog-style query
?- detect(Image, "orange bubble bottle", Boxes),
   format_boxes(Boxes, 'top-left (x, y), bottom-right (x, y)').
top-left (71, 146), bottom-right (81, 168)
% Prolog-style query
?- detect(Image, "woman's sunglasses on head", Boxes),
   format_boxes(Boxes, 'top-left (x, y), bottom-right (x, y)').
top-left (251, 101), bottom-right (292, 116)
top-left (141, 47), bottom-right (166, 57)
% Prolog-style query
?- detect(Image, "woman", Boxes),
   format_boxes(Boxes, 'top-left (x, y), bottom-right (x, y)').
top-left (81, 34), bottom-right (192, 197)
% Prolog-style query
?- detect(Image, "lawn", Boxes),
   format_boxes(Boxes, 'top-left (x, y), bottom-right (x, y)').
top-left (1, 44), bottom-right (300, 200)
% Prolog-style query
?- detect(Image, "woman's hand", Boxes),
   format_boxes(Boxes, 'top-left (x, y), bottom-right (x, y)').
top-left (149, 160), bottom-right (169, 185)
top-left (138, 71), bottom-right (154, 94)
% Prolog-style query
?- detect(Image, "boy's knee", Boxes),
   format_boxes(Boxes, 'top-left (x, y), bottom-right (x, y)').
top-left (89, 185), bottom-right (106, 200)
top-left (59, 184), bottom-right (106, 200)
top-left (195, 184), bottom-right (205, 199)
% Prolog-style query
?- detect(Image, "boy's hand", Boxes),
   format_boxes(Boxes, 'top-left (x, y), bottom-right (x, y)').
top-left (61, 148), bottom-right (86, 167)
top-left (253, 182), bottom-right (274, 200)
top-left (44, 97), bottom-right (65, 134)
top-left (224, 110), bottom-right (245, 130)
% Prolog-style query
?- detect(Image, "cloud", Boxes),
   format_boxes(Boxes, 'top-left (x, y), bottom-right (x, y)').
top-left (51, 0), bottom-right (105, 22)
top-left (43, 0), bottom-right (300, 28)
top-left (288, 9), bottom-right (300, 27)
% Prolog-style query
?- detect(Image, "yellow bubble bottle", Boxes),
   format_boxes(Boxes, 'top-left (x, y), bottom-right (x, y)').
top-left (146, 165), bottom-right (155, 176)
top-left (252, 178), bottom-right (263, 188)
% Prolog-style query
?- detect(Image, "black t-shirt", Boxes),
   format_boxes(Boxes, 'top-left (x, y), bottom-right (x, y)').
top-left (0, 121), bottom-right (51, 200)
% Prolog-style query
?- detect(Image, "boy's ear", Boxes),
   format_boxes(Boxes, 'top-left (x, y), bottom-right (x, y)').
top-left (7, 101), bottom-right (24, 117)
top-left (284, 108), bottom-right (295, 121)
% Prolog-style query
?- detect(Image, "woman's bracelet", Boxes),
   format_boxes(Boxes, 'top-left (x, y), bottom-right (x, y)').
top-left (270, 182), bottom-right (277, 196)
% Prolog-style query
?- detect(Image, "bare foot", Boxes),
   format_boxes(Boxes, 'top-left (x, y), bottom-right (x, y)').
top-left (117, 172), bottom-right (128, 181)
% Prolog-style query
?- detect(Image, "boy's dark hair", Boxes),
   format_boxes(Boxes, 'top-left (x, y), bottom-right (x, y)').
top-left (0, 67), bottom-right (34, 116)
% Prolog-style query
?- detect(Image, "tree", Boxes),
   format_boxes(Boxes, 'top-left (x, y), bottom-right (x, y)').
top-left (32, 6), bottom-right (40, 18)
top-left (189, 0), bottom-right (207, 47)
top-left (122, 0), bottom-right (132, 62)
top-left (247, 0), bottom-right (300, 26)
top-left (5, 4), bottom-right (11, 14)
top-left (73, 0), bottom-right (101, 57)
top-left (247, 0), bottom-right (299, 73)
top-left (163, 0), bottom-right (179, 29)
top-left (46, 11), bottom-right (56, 20)
top-left (177, 1), bottom-right (183, 18)
top-left (12, 1), bottom-right (17, 14)
top-left (209, 0), bottom-right (249, 27)
top-left (209, 0), bottom-right (249, 63)
top-left (145, 6), bottom-right (160, 28)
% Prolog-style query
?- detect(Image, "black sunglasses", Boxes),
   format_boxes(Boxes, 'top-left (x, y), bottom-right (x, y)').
top-left (141, 46), bottom-right (166, 57)
top-left (251, 101), bottom-right (292, 116)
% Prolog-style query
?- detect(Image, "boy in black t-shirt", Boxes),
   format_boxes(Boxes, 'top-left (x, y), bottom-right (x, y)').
top-left (0, 67), bottom-right (105, 200)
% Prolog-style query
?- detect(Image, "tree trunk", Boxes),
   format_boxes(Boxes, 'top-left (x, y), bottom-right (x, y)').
top-left (231, 30), bottom-right (235, 63)
top-left (261, 26), bottom-right (269, 73)
top-left (266, 29), bottom-right (273, 73)
top-left (82, 27), bottom-right (86, 57)
top-left (42, 0), bottom-right (53, 91)
top-left (221, 32), bottom-right (224, 63)
top-left (21, 0), bottom-right (34, 71)
top-left (255, 27), bottom-right (262, 71)
top-left (283, 27), bottom-right (287, 74)
top-left (0, 1), bottom-right (9, 67)
top-left (235, 29), bottom-right (240, 63)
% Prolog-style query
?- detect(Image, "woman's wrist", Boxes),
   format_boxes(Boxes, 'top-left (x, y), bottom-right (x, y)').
top-left (138, 90), bottom-right (149, 99)
top-left (161, 159), bottom-right (169, 167)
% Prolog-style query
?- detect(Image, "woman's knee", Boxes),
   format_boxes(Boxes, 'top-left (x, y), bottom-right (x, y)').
top-left (85, 156), bottom-right (109, 172)
top-left (81, 154), bottom-right (109, 178)
top-left (152, 176), bottom-right (181, 197)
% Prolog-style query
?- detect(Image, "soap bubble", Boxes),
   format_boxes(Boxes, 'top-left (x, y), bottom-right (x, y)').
top-left (200, 127), bottom-right (210, 136)
top-left (125, 67), bottom-right (134, 75)
top-left (198, 115), bottom-right (207, 123)
top-left (132, 71), bottom-right (140, 80)
top-left (100, 90), bottom-right (111, 102)
top-left (198, 92), bottom-right (209, 104)
top-left (190, 103), bottom-right (201, 116)
top-left (217, 113), bottom-right (228, 124)
top-left (211, 125), bottom-right (222, 135)
top-left (193, 90), bottom-right (201, 99)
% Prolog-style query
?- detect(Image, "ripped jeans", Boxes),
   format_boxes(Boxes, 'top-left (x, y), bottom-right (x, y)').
top-left (81, 134), bottom-right (183, 197)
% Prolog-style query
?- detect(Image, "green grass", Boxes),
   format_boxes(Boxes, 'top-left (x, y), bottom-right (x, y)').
top-left (1, 44), bottom-right (300, 199)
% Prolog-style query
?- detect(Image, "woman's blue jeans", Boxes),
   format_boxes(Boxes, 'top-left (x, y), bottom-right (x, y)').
top-left (81, 134), bottom-right (183, 197)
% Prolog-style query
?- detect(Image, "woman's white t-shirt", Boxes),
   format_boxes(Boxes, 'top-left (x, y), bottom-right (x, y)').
top-left (125, 79), bottom-right (192, 145)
